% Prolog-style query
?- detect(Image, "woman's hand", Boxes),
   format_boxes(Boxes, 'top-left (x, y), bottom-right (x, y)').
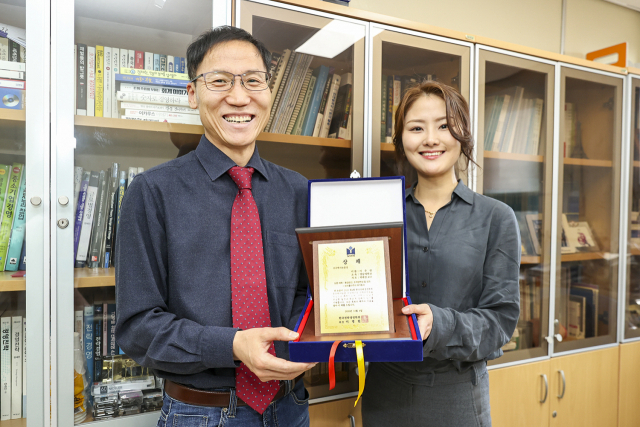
top-left (402, 303), bottom-right (433, 341)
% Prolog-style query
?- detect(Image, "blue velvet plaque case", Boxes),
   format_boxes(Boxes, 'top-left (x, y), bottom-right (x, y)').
top-left (288, 177), bottom-right (424, 363)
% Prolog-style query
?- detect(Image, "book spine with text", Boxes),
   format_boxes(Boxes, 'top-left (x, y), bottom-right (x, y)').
top-left (103, 47), bottom-right (112, 119)
top-left (116, 91), bottom-right (189, 106)
top-left (160, 54), bottom-right (167, 71)
top-left (0, 164), bottom-right (23, 271)
top-left (102, 303), bottom-right (107, 357)
top-left (119, 83), bottom-right (187, 95)
top-left (144, 52), bottom-right (153, 70)
top-left (119, 102), bottom-right (197, 115)
top-left (83, 307), bottom-right (94, 385)
top-left (167, 55), bottom-right (174, 72)
top-left (1, 317), bottom-right (11, 420)
top-left (87, 171), bottom-right (107, 268)
top-left (93, 305), bottom-right (103, 383)
top-left (5, 172), bottom-right (26, 271)
top-left (10, 316), bottom-right (22, 419)
top-left (120, 48), bottom-right (128, 69)
top-left (76, 44), bottom-right (87, 115)
top-left (127, 50), bottom-right (135, 69)
top-left (111, 48), bottom-right (120, 118)
top-left (134, 51), bottom-right (143, 69)
top-left (87, 46), bottom-right (95, 117)
top-left (95, 46), bottom-right (104, 117)
top-left (107, 304), bottom-right (117, 355)
top-left (103, 164), bottom-right (118, 268)
top-left (73, 171), bottom-right (90, 261)
top-left (21, 318), bottom-right (25, 416)
top-left (75, 171), bottom-right (99, 268)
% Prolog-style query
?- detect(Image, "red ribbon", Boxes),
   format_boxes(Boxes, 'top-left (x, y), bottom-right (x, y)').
top-left (328, 340), bottom-right (342, 390)
top-left (294, 300), bottom-right (314, 342)
top-left (403, 297), bottom-right (418, 340)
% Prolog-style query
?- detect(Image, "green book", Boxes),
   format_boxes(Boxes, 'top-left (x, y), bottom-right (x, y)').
top-left (0, 165), bottom-right (12, 213)
top-left (0, 163), bottom-right (23, 271)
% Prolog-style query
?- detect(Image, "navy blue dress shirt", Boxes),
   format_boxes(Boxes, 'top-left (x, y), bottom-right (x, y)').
top-left (382, 181), bottom-right (521, 384)
top-left (115, 136), bottom-right (309, 389)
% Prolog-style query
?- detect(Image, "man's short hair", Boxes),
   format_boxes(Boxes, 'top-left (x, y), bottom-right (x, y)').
top-left (186, 25), bottom-right (271, 80)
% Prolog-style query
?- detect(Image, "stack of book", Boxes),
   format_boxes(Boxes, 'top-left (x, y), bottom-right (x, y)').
top-left (266, 50), bottom-right (352, 139)
top-left (484, 86), bottom-right (544, 155)
top-left (380, 74), bottom-right (435, 143)
top-left (0, 23), bottom-right (26, 110)
top-left (74, 44), bottom-right (199, 125)
top-left (73, 164), bottom-right (142, 270)
top-left (0, 316), bottom-right (26, 420)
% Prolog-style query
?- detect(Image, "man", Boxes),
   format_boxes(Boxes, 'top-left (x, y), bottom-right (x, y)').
top-left (115, 26), bottom-right (314, 426)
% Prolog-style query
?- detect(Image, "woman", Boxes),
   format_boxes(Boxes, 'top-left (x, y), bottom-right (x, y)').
top-left (361, 81), bottom-right (520, 426)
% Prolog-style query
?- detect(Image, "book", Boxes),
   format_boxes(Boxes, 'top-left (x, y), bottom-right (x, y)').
top-left (93, 305), bottom-right (103, 383)
top-left (0, 59), bottom-right (25, 72)
top-left (491, 94), bottom-right (512, 151)
top-left (73, 166), bottom-right (83, 212)
top-left (272, 53), bottom-right (313, 134)
top-left (301, 65), bottom-right (330, 137)
top-left (502, 86), bottom-right (525, 153)
top-left (106, 304), bottom-right (117, 355)
top-left (21, 318), bottom-right (25, 416)
top-left (329, 72), bottom-right (353, 137)
top-left (0, 88), bottom-right (24, 110)
top-left (103, 165), bottom-right (118, 268)
top-left (118, 83), bottom-right (188, 95)
top-left (119, 102), bottom-right (197, 115)
top-left (312, 73), bottom-right (333, 137)
top-left (124, 109), bottom-right (201, 124)
top-left (0, 163), bottom-right (23, 270)
top-left (87, 171), bottom-right (107, 268)
top-left (144, 52), bottom-right (153, 70)
top-left (570, 285), bottom-right (599, 338)
top-left (0, 38), bottom-right (7, 61)
top-left (286, 69), bottom-right (313, 135)
top-left (102, 303), bottom-right (107, 357)
top-left (0, 69), bottom-right (23, 80)
top-left (83, 306), bottom-right (94, 385)
top-left (127, 166), bottom-right (137, 188)
top-left (87, 46), bottom-right (96, 117)
top-left (76, 44), bottom-right (87, 115)
top-left (95, 46), bottom-right (104, 117)
top-left (103, 47), bottom-right (112, 119)
top-left (115, 91), bottom-right (189, 106)
top-left (115, 73), bottom-right (188, 89)
top-left (528, 98), bottom-right (544, 155)
top-left (75, 171), bottom-right (99, 268)
top-left (134, 51), bottom-right (143, 69)
top-left (120, 49), bottom-right (128, 69)
top-left (115, 170), bottom-right (126, 243)
top-left (167, 55), bottom-right (174, 72)
top-left (381, 75), bottom-right (387, 141)
top-left (5, 171), bottom-right (26, 271)
top-left (127, 50), bottom-right (134, 69)
top-left (386, 75), bottom-right (394, 142)
top-left (515, 211), bottom-right (535, 257)
top-left (1, 317), bottom-right (10, 420)
top-left (319, 73), bottom-right (342, 138)
top-left (292, 74), bottom-right (316, 136)
top-left (153, 53), bottom-right (160, 71)
top-left (525, 213), bottom-right (543, 256)
top-left (159, 54), bottom-right (167, 71)
top-left (119, 67), bottom-right (188, 81)
top-left (91, 376), bottom-right (156, 395)
top-left (391, 76), bottom-right (401, 136)
top-left (568, 294), bottom-right (586, 339)
top-left (0, 165), bottom-right (11, 215)
top-left (74, 310), bottom-right (83, 348)
top-left (73, 171), bottom-right (90, 261)
top-left (179, 57), bottom-right (186, 74)
top-left (111, 48), bottom-right (119, 118)
top-left (17, 240), bottom-right (25, 271)
top-left (0, 79), bottom-right (25, 90)
top-left (11, 316), bottom-right (21, 419)
top-left (266, 51), bottom-right (296, 132)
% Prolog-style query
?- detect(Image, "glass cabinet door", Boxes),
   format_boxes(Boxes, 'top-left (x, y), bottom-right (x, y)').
top-left (370, 25), bottom-right (471, 183)
top-left (237, 0), bottom-right (364, 399)
top-left (477, 48), bottom-right (555, 364)
top-left (53, 0), bottom-right (213, 425)
top-left (238, 0), bottom-right (367, 180)
top-left (554, 66), bottom-right (623, 353)
top-left (1, 1), bottom-right (48, 426)
top-left (624, 75), bottom-right (640, 340)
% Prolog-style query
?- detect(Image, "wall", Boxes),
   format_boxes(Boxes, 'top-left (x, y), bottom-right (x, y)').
top-left (349, 0), bottom-right (640, 66)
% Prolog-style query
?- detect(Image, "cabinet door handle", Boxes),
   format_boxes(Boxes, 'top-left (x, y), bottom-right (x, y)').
top-left (540, 374), bottom-right (548, 403)
top-left (348, 414), bottom-right (356, 427)
top-left (557, 370), bottom-right (566, 399)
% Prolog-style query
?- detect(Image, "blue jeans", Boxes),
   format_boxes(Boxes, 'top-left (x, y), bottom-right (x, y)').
top-left (157, 380), bottom-right (310, 427)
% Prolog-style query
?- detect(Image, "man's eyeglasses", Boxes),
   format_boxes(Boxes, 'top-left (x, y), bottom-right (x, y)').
top-left (190, 70), bottom-right (271, 92)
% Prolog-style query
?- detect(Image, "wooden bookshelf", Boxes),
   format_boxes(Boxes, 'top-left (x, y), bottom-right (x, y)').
top-left (381, 142), bottom-right (395, 152)
top-left (561, 252), bottom-right (610, 262)
top-left (73, 116), bottom-right (350, 149)
top-left (563, 157), bottom-right (613, 167)
top-left (633, 161), bottom-right (640, 168)
top-left (0, 418), bottom-right (27, 427)
top-left (630, 248), bottom-right (640, 256)
top-left (521, 255), bottom-right (541, 265)
top-left (0, 109), bottom-right (26, 122)
top-left (0, 271), bottom-right (26, 292)
top-left (484, 151), bottom-right (544, 163)
top-left (74, 267), bottom-right (115, 288)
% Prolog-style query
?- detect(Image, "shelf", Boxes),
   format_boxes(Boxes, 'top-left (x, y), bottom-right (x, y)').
top-left (0, 109), bottom-right (25, 122)
top-left (74, 116), bottom-right (350, 149)
top-left (521, 256), bottom-right (541, 265)
top-left (74, 267), bottom-right (115, 288)
top-left (483, 151), bottom-right (543, 163)
top-left (630, 248), bottom-right (640, 256)
top-left (563, 157), bottom-right (612, 167)
top-left (561, 252), bottom-right (610, 262)
top-left (0, 271), bottom-right (26, 292)
top-left (381, 142), bottom-right (395, 152)
top-left (0, 418), bottom-right (26, 427)
top-left (634, 161), bottom-right (640, 168)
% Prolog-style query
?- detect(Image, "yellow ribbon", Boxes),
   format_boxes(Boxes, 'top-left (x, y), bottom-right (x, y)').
top-left (354, 340), bottom-right (365, 407)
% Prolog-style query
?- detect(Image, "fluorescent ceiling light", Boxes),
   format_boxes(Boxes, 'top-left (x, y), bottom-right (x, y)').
top-left (295, 20), bottom-right (365, 59)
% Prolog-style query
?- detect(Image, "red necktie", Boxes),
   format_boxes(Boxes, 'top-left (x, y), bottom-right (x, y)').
top-left (228, 166), bottom-right (280, 414)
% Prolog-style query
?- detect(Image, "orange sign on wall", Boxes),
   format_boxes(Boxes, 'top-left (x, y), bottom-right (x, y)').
top-left (586, 42), bottom-right (627, 67)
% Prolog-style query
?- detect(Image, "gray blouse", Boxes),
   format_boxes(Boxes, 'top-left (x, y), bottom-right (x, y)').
top-left (382, 180), bottom-right (520, 384)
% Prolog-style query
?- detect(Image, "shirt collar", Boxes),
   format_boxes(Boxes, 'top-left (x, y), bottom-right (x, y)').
top-left (405, 179), bottom-right (474, 205)
top-left (195, 135), bottom-right (269, 182)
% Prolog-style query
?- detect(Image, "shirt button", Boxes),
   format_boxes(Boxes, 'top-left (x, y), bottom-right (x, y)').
top-left (423, 247), bottom-right (429, 252)
top-left (421, 281), bottom-right (427, 287)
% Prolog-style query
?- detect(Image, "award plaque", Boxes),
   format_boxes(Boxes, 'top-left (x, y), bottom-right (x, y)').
top-left (313, 237), bottom-right (395, 336)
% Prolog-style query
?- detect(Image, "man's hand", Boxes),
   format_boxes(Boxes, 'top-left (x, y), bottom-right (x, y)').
top-left (232, 327), bottom-right (316, 382)
top-left (402, 304), bottom-right (433, 341)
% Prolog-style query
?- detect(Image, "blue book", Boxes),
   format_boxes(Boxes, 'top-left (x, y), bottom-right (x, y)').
top-left (83, 306), bottom-right (94, 388)
top-left (5, 171), bottom-right (26, 271)
top-left (93, 305), bottom-right (103, 383)
top-left (180, 57), bottom-right (186, 74)
top-left (17, 240), bottom-right (25, 271)
top-left (73, 172), bottom-right (90, 262)
top-left (153, 53), bottom-right (160, 71)
top-left (0, 88), bottom-right (24, 110)
top-left (115, 73), bottom-right (187, 88)
top-left (106, 304), bottom-right (118, 355)
top-left (301, 66), bottom-right (330, 136)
